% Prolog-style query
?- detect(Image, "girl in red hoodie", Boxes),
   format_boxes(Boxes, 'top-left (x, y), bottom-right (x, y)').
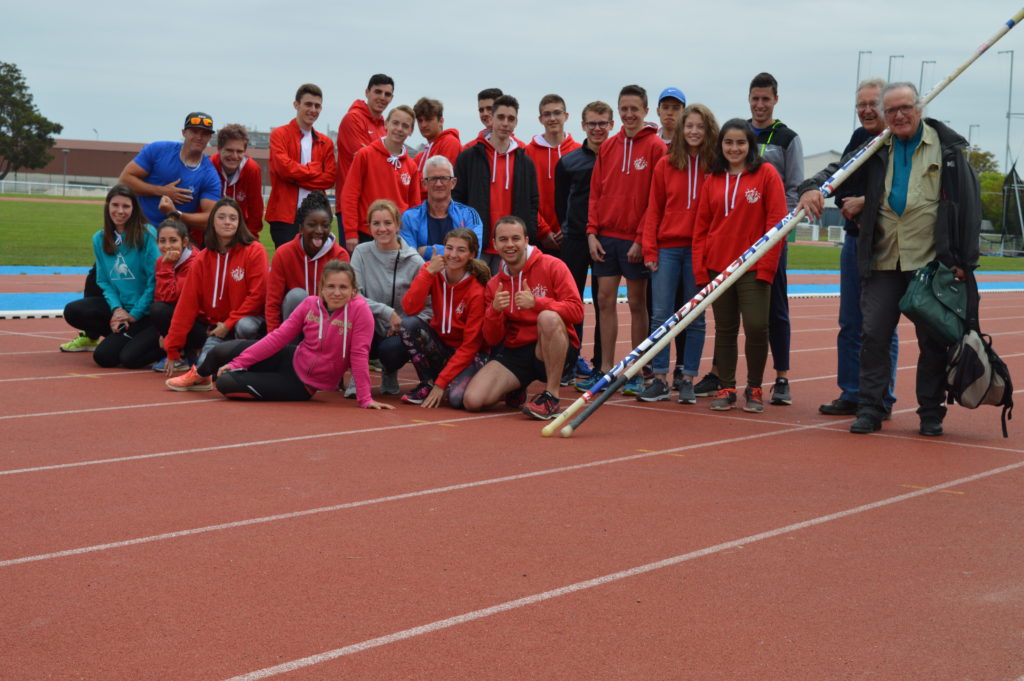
top-left (399, 227), bottom-right (489, 408)
top-left (341, 105), bottom-right (420, 245)
top-left (265, 191), bottom-right (349, 332)
top-left (147, 218), bottom-right (202, 373)
top-left (692, 119), bottom-right (786, 413)
top-left (640, 104), bottom-right (720, 403)
top-left (164, 197), bottom-right (268, 391)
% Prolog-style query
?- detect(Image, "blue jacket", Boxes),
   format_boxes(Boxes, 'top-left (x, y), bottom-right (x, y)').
top-left (92, 225), bottom-right (160, 319)
top-left (399, 199), bottom-right (484, 259)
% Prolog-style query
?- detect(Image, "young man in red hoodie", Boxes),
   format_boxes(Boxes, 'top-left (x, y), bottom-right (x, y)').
top-left (452, 94), bottom-right (540, 274)
top-left (335, 74), bottom-right (394, 236)
top-left (266, 83), bottom-right (337, 248)
top-left (462, 216), bottom-right (583, 420)
top-left (526, 94), bottom-right (581, 253)
top-left (210, 124), bottom-right (264, 238)
top-left (413, 98), bottom-right (461, 185)
top-left (585, 85), bottom-right (667, 395)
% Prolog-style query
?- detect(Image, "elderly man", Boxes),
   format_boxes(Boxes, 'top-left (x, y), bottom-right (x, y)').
top-left (399, 156), bottom-right (483, 259)
top-left (797, 82), bottom-right (980, 436)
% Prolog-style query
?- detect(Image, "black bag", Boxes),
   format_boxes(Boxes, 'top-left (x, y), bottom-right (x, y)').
top-left (899, 260), bottom-right (967, 346)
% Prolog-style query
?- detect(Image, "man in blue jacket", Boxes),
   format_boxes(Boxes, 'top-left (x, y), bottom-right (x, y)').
top-left (400, 156), bottom-right (483, 258)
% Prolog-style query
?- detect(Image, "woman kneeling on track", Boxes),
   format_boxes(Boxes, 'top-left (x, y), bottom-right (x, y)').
top-left (164, 197), bottom-right (267, 391)
top-left (62, 184), bottom-right (162, 368)
top-left (209, 261), bottom-right (392, 408)
top-left (399, 227), bottom-right (489, 408)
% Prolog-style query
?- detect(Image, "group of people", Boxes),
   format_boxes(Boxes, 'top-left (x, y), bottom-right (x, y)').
top-left (58, 72), bottom-right (981, 434)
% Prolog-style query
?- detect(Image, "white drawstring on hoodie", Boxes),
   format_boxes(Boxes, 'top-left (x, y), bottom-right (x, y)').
top-left (439, 272), bottom-right (469, 335)
top-left (490, 148), bottom-right (511, 190)
top-left (723, 171), bottom-right (742, 217)
top-left (686, 155), bottom-right (700, 209)
top-left (211, 251), bottom-right (230, 308)
top-left (620, 137), bottom-right (635, 175)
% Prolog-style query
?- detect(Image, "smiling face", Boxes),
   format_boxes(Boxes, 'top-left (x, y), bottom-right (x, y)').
top-left (617, 95), bottom-right (648, 137)
top-left (748, 86), bottom-right (778, 129)
top-left (423, 166), bottom-right (456, 202)
top-left (582, 110), bottom-right (613, 148)
top-left (493, 220), bottom-right (527, 269)
top-left (386, 109), bottom-right (414, 147)
top-left (157, 226), bottom-right (186, 256)
top-left (108, 194), bottom-right (133, 231)
top-left (369, 208), bottom-right (399, 249)
top-left (218, 138), bottom-right (246, 176)
top-left (321, 270), bottom-right (354, 311)
top-left (539, 101), bottom-right (568, 136)
top-left (856, 85), bottom-right (884, 135)
top-left (721, 128), bottom-right (750, 172)
top-left (443, 236), bottom-right (472, 274)
top-left (300, 208), bottom-right (333, 258)
top-left (366, 84), bottom-right (394, 118)
top-left (883, 86), bottom-right (922, 140)
top-left (293, 93), bottom-right (322, 131)
top-left (182, 127), bottom-right (212, 155)
top-left (213, 204), bottom-right (240, 246)
top-left (681, 112), bottom-right (706, 153)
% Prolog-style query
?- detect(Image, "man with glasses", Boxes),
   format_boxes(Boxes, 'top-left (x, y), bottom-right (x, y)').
top-left (118, 112), bottom-right (222, 240)
top-left (797, 79), bottom-right (899, 419)
top-left (400, 156), bottom-right (483, 259)
top-left (798, 82), bottom-right (980, 437)
top-left (554, 100), bottom-right (615, 383)
top-left (526, 94), bottom-right (581, 253)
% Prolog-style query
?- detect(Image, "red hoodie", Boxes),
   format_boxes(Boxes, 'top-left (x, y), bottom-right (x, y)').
top-left (211, 154), bottom-right (265, 236)
top-left (413, 128), bottom-right (462, 200)
top-left (265, 234), bottom-right (350, 331)
top-left (164, 242), bottom-right (268, 360)
top-left (587, 124), bottom-right (666, 242)
top-left (463, 129), bottom-right (527, 150)
top-left (526, 134), bottom-right (581, 242)
top-left (154, 247), bottom-right (197, 304)
top-left (336, 99), bottom-right (387, 213)
top-left (341, 139), bottom-right (420, 241)
top-left (479, 135), bottom-right (520, 250)
top-left (692, 163), bottom-right (787, 287)
top-left (483, 246), bottom-right (583, 349)
top-left (641, 155), bottom-right (708, 263)
top-left (266, 120), bottom-right (337, 224)
top-left (402, 264), bottom-right (486, 389)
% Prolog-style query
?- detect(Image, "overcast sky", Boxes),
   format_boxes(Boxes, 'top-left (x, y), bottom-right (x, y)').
top-left (5, 1), bottom-right (1023, 172)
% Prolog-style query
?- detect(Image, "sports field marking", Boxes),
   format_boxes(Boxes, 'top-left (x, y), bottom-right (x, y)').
top-left (218, 458), bottom-right (1024, 681)
top-left (0, 399), bottom-right (221, 421)
top-left (0, 421), bottom-right (832, 567)
top-left (0, 329), bottom-right (73, 341)
top-left (0, 349), bottom-right (62, 356)
top-left (0, 370), bottom-right (139, 383)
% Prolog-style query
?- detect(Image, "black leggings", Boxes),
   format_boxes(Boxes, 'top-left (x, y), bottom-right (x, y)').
top-left (149, 301), bottom-right (206, 356)
top-left (63, 296), bottom-right (163, 369)
top-left (208, 340), bottom-right (313, 401)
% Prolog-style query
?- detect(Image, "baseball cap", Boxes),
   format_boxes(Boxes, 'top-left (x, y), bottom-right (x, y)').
top-left (658, 88), bottom-right (686, 106)
top-left (183, 112), bottom-right (214, 133)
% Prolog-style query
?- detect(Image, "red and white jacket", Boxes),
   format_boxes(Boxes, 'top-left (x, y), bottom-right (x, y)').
top-left (154, 247), bottom-right (197, 304)
top-left (211, 154), bottom-right (265, 236)
top-left (483, 246), bottom-right (583, 349)
top-left (641, 154), bottom-right (707, 264)
top-left (692, 163), bottom-right (787, 287)
top-left (265, 234), bottom-right (349, 331)
top-left (164, 241), bottom-right (268, 360)
top-left (526, 134), bottom-right (580, 242)
top-left (266, 120), bottom-right (337, 224)
top-left (402, 264), bottom-right (486, 389)
top-left (335, 99), bottom-right (387, 213)
top-left (413, 128), bottom-right (462, 200)
top-left (341, 138), bottom-right (420, 241)
top-left (587, 124), bottom-right (666, 243)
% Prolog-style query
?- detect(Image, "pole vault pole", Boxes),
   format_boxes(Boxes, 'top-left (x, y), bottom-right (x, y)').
top-left (543, 7), bottom-right (1024, 439)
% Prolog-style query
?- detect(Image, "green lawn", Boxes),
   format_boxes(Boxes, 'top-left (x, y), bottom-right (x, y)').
top-left (1, 196), bottom-right (1021, 271)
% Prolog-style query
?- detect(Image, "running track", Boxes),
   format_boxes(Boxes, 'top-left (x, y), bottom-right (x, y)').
top-left (1, 296), bottom-right (1022, 680)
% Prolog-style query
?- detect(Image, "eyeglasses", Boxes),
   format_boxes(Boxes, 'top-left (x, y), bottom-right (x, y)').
top-left (541, 110), bottom-right (566, 118)
top-left (424, 175), bottom-right (454, 184)
top-left (189, 117), bottom-right (213, 126)
top-left (583, 120), bottom-right (613, 130)
top-left (883, 104), bottom-right (916, 118)
top-left (855, 102), bottom-right (879, 111)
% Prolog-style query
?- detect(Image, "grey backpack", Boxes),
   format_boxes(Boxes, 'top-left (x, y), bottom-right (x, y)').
top-left (946, 330), bottom-right (1013, 438)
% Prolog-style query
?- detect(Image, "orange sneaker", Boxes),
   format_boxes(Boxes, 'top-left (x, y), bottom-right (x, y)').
top-left (165, 365), bottom-right (212, 392)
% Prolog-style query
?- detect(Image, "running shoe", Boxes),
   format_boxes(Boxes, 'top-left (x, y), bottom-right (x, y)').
top-left (575, 369), bottom-right (605, 394)
top-left (165, 366), bottom-right (212, 392)
top-left (504, 386), bottom-right (528, 409)
top-left (152, 356), bottom-right (190, 373)
top-left (709, 387), bottom-right (737, 410)
top-left (637, 377), bottom-right (669, 402)
top-left (770, 377), bottom-right (792, 405)
top-left (522, 390), bottom-right (561, 420)
top-left (59, 331), bottom-right (99, 352)
top-left (743, 386), bottom-right (764, 413)
top-left (621, 374), bottom-right (644, 396)
top-left (574, 356), bottom-right (593, 379)
top-left (671, 366), bottom-right (685, 392)
top-left (381, 370), bottom-right (400, 395)
top-left (677, 378), bottom-right (697, 405)
top-left (401, 382), bottom-right (433, 405)
top-left (693, 372), bottom-right (723, 397)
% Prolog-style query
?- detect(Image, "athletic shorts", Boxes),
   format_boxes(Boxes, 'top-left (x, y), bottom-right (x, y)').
top-left (492, 341), bottom-right (578, 388)
top-left (591, 235), bottom-right (649, 280)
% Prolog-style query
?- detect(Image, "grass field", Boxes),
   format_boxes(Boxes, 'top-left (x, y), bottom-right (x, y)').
top-left (1, 195), bottom-right (1021, 270)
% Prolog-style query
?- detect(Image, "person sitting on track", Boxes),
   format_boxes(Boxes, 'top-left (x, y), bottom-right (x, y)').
top-left (462, 215), bottom-right (584, 420)
top-left (61, 184), bottom-right (162, 369)
top-left (399, 227), bottom-right (490, 408)
top-left (148, 217), bottom-right (201, 373)
top-left (204, 261), bottom-right (392, 408)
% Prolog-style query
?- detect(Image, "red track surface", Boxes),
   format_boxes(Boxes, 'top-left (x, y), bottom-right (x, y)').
top-left (1, 296), bottom-right (1021, 680)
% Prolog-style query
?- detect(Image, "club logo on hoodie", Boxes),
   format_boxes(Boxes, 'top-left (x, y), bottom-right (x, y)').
top-left (633, 157), bottom-right (648, 172)
top-left (532, 284), bottom-right (548, 298)
top-left (745, 188), bottom-right (761, 204)
top-left (400, 172), bottom-right (411, 186)
top-left (231, 266), bottom-right (245, 282)
top-left (456, 301), bottom-right (466, 315)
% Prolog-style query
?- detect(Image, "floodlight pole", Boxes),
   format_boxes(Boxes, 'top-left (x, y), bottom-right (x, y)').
top-left (999, 50), bottom-right (1014, 172)
top-left (855, 50), bottom-right (872, 129)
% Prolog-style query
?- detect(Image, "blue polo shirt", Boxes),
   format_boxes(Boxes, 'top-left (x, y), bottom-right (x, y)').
top-left (131, 141), bottom-right (222, 226)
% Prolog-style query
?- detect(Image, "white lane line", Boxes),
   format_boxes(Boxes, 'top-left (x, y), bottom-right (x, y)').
top-left (0, 370), bottom-right (139, 383)
top-left (0, 330), bottom-right (72, 341)
top-left (220, 459), bottom-right (1024, 681)
top-left (0, 422), bottom-right (828, 567)
top-left (0, 350), bottom-right (59, 356)
top-left (0, 411), bottom-right (515, 476)
top-left (0, 399), bottom-right (222, 421)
